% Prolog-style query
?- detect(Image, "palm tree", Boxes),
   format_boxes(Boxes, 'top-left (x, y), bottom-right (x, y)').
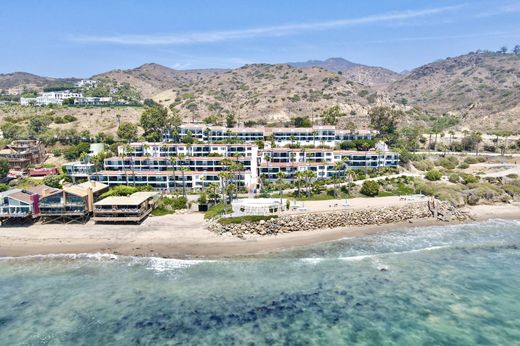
top-left (180, 167), bottom-right (188, 197)
top-left (449, 130), bottom-right (455, 150)
top-left (176, 153), bottom-right (186, 193)
top-left (124, 144), bottom-right (136, 186)
top-left (304, 170), bottom-right (316, 197)
top-left (276, 171), bottom-right (286, 208)
top-left (361, 142), bottom-right (371, 175)
top-left (169, 154), bottom-right (178, 192)
top-left (218, 170), bottom-right (233, 214)
top-left (473, 131), bottom-right (483, 155)
top-left (333, 161), bottom-right (345, 198)
top-left (207, 182), bottom-right (219, 205)
top-left (295, 170), bottom-right (305, 197)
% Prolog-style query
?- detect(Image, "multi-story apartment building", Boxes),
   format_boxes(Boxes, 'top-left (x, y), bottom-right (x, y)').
top-left (258, 147), bottom-right (399, 183)
top-left (85, 140), bottom-right (398, 191)
top-left (162, 124), bottom-right (373, 147)
top-left (0, 140), bottom-right (46, 171)
top-left (90, 170), bottom-right (255, 191)
top-left (118, 142), bottom-right (258, 159)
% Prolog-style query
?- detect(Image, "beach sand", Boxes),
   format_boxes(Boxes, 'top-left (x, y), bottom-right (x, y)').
top-left (1, 199), bottom-right (519, 259)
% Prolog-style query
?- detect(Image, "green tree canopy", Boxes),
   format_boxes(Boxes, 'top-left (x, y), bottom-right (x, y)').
top-left (369, 106), bottom-right (403, 144)
top-left (140, 105), bottom-right (169, 138)
top-left (0, 158), bottom-right (9, 178)
top-left (117, 121), bottom-right (138, 142)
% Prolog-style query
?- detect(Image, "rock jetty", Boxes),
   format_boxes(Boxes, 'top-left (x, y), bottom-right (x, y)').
top-left (209, 200), bottom-right (468, 237)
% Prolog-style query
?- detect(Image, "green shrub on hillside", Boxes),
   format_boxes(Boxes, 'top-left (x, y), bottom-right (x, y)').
top-left (360, 180), bottom-right (379, 197)
top-left (436, 156), bottom-right (458, 170)
top-left (464, 157), bottom-right (478, 165)
top-left (425, 169), bottom-right (442, 181)
top-left (414, 160), bottom-right (435, 171)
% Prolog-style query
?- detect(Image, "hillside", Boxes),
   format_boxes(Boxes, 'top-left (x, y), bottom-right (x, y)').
top-left (150, 63), bottom-right (396, 127)
top-left (2, 52), bottom-right (520, 132)
top-left (288, 58), bottom-right (401, 87)
top-left (0, 72), bottom-right (77, 91)
top-left (389, 52), bottom-right (520, 130)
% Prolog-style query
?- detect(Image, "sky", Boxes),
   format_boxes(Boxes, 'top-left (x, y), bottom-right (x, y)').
top-left (1, 0), bottom-right (519, 77)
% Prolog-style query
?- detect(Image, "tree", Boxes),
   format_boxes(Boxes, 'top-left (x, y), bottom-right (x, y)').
top-left (182, 130), bottom-right (194, 144)
top-left (368, 106), bottom-right (402, 144)
top-left (226, 113), bottom-right (236, 128)
top-left (322, 105), bottom-right (344, 125)
top-left (303, 170), bottom-right (316, 197)
top-left (514, 45), bottom-right (520, 55)
top-left (295, 170), bottom-right (305, 197)
top-left (0, 158), bottom-right (9, 178)
top-left (276, 172), bottom-right (286, 207)
top-left (43, 174), bottom-right (64, 189)
top-left (471, 131), bottom-right (483, 155)
top-left (28, 117), bottom-right (49, 136)
top-left (360, 180), bottom-right (379, 197)
top-left (333, 161), bottom-right (345, 198)
top-left (117, 122), bottom-right (138, 142)
top-left (140, 105), bottom-right (168, 138)
top-left (499, 46), bottom-right (508, 54)
top-left (294, 116), bottom-right (312, 128)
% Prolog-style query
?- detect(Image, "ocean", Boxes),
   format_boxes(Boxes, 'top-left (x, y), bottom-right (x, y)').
top-left (1, 220), bottom-right (520, 345)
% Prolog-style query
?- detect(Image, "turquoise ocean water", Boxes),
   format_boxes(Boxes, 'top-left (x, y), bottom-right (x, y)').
top-left (1, 219), bottom-right (520, 345)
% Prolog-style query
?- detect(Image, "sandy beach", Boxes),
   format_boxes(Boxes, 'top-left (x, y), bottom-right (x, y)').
top-left (1, 197), bottom-right (519, 259)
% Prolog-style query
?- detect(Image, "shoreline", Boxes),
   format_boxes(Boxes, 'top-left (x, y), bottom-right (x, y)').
top-left (0, 203), bottom-right (519, 259)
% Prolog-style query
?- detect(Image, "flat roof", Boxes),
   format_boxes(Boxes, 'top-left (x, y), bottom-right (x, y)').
top-left (74, 181), bottom-right (109, 193)
top-left (93, 170), bottom-right (252, 176)
top-left (107, 156), bottom-right (253, 161)
top-left (94, 192), bottom-right (158, 206)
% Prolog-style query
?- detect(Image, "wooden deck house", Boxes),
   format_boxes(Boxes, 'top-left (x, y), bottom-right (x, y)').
top-left (93, 192), bottom-right (158, 223)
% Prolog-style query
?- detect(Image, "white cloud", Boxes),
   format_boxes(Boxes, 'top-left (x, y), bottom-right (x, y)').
top-left (71, 5), bottom-right (462, 45)
top-left (366, 31), bottom-right (520, 43)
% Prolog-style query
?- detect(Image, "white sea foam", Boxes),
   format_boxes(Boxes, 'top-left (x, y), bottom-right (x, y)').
top-left (338, 245), bottom-right (450, 261)
top-left (141, 257), bottom-right (216, 272)
top-left (0, 252), bottom-right (120, 261)
top-left (300, 257), bottom-right (325, 264)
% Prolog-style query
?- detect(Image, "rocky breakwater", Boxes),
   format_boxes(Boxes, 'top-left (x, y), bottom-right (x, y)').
top-left (209, 200), bottom-right (468, 237)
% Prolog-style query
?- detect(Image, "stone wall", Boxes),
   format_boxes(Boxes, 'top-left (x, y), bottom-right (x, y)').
top-left (208, 200), bottom-right (468, 237)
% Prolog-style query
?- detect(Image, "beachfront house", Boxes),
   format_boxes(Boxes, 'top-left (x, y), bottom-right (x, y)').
top-left (32, 185), bottom-right (89, 224)
top-left (29, 181), bottom-right (108, 224)
top-left (0, 189), bottom-right (40, 223)
top-left (93, 191), bottom-right (159, 223)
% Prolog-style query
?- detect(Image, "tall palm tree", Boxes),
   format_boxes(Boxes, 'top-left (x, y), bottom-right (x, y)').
top-left (180, 167), bottom-right (188, 197)
top-left (333, 161), bottom-right (345, 198)
top-left (295, 170), bottom-right (305, 197)
top-left (276, 171), bottom-right (286, 208)
top-left (169, 154), bottom-right (178, 192)
top-left (473, 131), bottom-right (483, 155)
top-left (124, 144), bottom-right (136, 186)
top-left (304, 169), bottom-right (316, 197)
top-left (218, 170), bottom-right (233, 214)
